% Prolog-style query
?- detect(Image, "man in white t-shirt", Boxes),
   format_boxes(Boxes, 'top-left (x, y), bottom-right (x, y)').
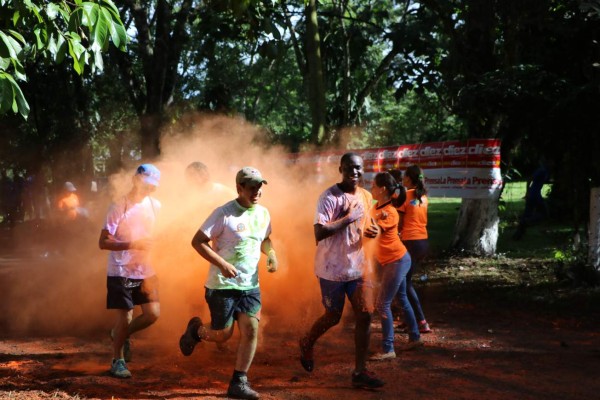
top-left (99, 164), bottom-right (161, 379)
top-left (298, 153), bottom-right (384, 389)
top-left (179, 166), bottom-right (278, 400)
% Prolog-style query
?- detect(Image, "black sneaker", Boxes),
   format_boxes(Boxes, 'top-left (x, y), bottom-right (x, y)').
top-left (179, 316), bottom-right (202, 356)
top-left (227, 375), bottom-right (260, 400)
top-left (299, 337), bottom-right (314, 372)
top-left (352, 369), bottom-right (385, 389)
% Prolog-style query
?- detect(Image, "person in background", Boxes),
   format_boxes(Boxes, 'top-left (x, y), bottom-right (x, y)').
top-left (367, 172), bottom-right (424, 362)
top-left (513, 160), bottom-right (551, 240)
top-left (178, 166), bottom-right (278, 400)
top-left (57, 182), bottom-right (80, 222)
top-left (298, 153), bottom-right (384, 390)
top-left (185, 161), bottom-right (237, 203)
top-left (98, 164), bottom-right (162, 379)
top-left (397, 165), bottom-right (432, 334)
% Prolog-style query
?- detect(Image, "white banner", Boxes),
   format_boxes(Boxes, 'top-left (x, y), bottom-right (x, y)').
top-left (289, 139), bottom-right (503, 199)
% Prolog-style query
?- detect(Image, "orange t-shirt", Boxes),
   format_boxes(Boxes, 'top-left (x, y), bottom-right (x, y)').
top-left (398, 189), bottom-right (428, 240)
top-left (371, 202), bottom-right (407, 265)
top-left (57, 192), bottom-right (80, 220)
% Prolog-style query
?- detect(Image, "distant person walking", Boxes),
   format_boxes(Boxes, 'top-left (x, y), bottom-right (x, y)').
top-left (98, 164), bottom-right (162, 378)
top-left (397, 165), bottom-right (431, 334)
top-left (367, 172), bottom-right (423, 361)
top-left (298, 153), bottom-right (384, 389)
top-left (178, 167), bottom-right (277, 400)
top-left (57, 182), bottom-right (80, 222)
top-left (513, 161), bottom-right (550, 240)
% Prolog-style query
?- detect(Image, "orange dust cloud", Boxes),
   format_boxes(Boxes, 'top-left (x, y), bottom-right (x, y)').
top-left (0, 112), bottom-right (357, 350)
top-left (139, 113), bottom-right (343, 343)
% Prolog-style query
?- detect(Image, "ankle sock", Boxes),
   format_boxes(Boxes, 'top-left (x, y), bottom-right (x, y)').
top-left (232, 370), bottom-right (247, 381)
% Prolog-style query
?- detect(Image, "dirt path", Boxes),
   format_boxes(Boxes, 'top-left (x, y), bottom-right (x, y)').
top-left (0, 231), bottom-right (598, 400)
top-left (1, 277), bottom-right (598, 400)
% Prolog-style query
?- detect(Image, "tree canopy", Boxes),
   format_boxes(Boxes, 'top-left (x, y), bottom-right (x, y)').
top-left (0, 0), bottom-right (126, 118)
top-left (2, 0), bottom-right (600, 255)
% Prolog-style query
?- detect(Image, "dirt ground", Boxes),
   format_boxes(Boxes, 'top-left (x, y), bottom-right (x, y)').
top-left (0, 233), bottom-right (599, 400)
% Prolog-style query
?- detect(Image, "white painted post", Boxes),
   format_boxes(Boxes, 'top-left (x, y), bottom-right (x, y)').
top-left (589, 187), bottom-right (600, 270)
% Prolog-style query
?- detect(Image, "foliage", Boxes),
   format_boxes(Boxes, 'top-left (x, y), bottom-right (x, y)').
top-left (0, 0), bottom-right (126, 118)
top-left (553, 242), bottom-right (600, 287)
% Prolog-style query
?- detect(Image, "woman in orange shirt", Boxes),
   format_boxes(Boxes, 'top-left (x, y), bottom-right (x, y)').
top-left (398, 165), bottom-right (431, 333)
top-left (367, 172), bottom-right (423, 361)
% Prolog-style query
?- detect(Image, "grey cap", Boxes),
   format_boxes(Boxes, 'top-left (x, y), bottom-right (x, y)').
top-left (64, 181), bottom-right (77, 192)
top-left (235, 167), bottom-right (267, 185)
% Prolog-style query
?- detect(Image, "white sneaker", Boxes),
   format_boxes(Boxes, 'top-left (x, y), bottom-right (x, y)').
top-left (369, 351), bottom-right (396, 361)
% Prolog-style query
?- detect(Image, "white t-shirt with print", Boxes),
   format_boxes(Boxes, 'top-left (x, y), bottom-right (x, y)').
top-left (200, 199), bottom-right (271, 290)
top-left (104, 196), bottom-right (160, 279)
top-left (313, 184), bottom-right (372, 282)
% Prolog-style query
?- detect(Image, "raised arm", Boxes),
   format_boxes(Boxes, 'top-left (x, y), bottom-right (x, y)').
top-left (314, 200), bottom-right (364, 242)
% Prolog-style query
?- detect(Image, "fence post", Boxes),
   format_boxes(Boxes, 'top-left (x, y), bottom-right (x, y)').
top-left (589, 187), bottom-right (600, 271)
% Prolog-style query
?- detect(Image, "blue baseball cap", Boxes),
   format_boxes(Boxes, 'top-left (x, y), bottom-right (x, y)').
top-left (136, 164), bottom-right (161, 186)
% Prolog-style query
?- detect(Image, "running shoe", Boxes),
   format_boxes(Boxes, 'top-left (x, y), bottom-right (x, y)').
top-left (299, 337), bottom-right (314, 372)
top-left (369, 351), bottom-right (396, 361)
top-left (227, 375), bottom-right (260, 400)
top-left (179, 316), bottom-right (202, 356)
top-left (352, 369), bottom-right (385, 389)
top-left (110, 358), bottom-right (132, 378)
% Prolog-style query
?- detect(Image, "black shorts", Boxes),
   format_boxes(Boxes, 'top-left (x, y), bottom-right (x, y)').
top-left (107, 275), bottom-right (159, 310)
top-left (205, 287), bottom-right (261, 330)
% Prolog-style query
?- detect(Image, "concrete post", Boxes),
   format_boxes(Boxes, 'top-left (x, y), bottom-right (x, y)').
top-left (589, 187), bottom-right (600, 270)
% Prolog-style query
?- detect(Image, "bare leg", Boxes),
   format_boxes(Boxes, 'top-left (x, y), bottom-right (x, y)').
top-left (127, 302), bottom-right (160, 336)
top-left (199, 322), bottom-right (235, 343)
top-left (234, 314), bottom-right (259, 372)
top-left (349, 284), bottom-right (374, 373)
top-left (302, 311), bottom-right (342, 348)
top-left (112, 309), bottom-right (132, 360)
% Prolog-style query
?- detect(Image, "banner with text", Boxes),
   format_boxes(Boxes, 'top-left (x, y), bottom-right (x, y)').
top-left (290, 139), bottom-right (502, 199)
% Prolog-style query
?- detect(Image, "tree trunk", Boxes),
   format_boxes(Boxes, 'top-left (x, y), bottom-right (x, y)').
top-left (452, 197), bottom-right (500, 256)
top-left (305, 0), bottom-right (327, 145)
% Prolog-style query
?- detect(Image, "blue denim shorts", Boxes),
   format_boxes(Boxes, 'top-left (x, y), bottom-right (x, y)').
top-left (205, 287), bottom-right (262, 330)
top-left (318, 276), bottom-right (373, 314)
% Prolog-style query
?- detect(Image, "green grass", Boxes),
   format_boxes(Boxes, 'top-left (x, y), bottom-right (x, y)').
top-left (427, 182), bottom-right (567, 259)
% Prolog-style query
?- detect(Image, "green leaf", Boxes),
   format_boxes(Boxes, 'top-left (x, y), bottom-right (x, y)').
top-left (7, 29), bottom-right (25, 45)
top-left (46, 3), bottom-right (62, 20)
top-left (34, 28), bottom-right (44, 49)
top-left (67, 38), bottom-right (87, 74)
top-left (0, 31), bottom-right (18, 60)
top-left (11, 58), bottom-right (26, 81)
top-left (100, 0), bottom-right (121, 19)
top-left (12, 11), bottom-right (20, 26)
top-left (0, 74), bottom-right (13, 114)
top-left (12, 77), bottom-right (29, 119)
top-left (55, 35), bottom-right (67, 63)
top-left (82, 2), bottom-right (99, 28)
top-left (102, 7), bottom-right (126, 50)
top-left (0, 55), bottom-right (9, 70)
top-left (93, 47), bottom-right (104, 71)
top-left (1, 73), bottom-right (26, 117)
top-left (91, 8), bottom-right (109, 51)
